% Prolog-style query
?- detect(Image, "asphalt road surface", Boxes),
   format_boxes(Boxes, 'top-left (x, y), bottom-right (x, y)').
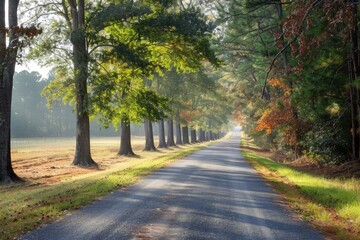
top-left (22, 130), bottom-right (324, 240)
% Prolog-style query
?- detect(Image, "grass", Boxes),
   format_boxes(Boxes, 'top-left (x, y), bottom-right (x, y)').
top-left (0, 139), bottom-right (222, 240)
top-left (241, 138), bottom-right (360, 240)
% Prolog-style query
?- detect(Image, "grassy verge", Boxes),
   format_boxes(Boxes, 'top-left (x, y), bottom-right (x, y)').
top-left (241, 139), bottom-right (360, 240)
top-left (0, 140), bottom-right (220, 240)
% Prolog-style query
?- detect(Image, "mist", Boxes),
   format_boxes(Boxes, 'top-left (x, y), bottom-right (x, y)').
top-left (11, 70), bottom-right (152, 139)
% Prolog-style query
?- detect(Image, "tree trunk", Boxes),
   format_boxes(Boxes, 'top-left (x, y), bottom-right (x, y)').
top-left (118, 120), bottom-right (135, 156)
top-left (0, 0), bottom-right (21, 183)
top-left (166, 118), bottom-right (176, 146)
top-left (182, 125), bottom-right (190, 144)
top-left (349, 0), bottom-right (360, 161)
top-left (176, 122), bottom-right (182, 145)
top-left (70, 0), bottom-right (97, 167)
top-left (198, 128), bottom-right (203, 142)
top-left (349, 67), bottom-right (359, 160)
top-left (204, 131), bottom-right (208, 141)
top-left (158, 119), bottom-right (167, 148)
top-left (144, 119), bottom-right (156, 151)
top-left (209, 131), bottom-right (213, 140)
top-left (190, 127), bottom-right (196, 143)
top-left (276, 1), bottom-right (300, 155)
top-left (175, 111), bottom-right (182, 145)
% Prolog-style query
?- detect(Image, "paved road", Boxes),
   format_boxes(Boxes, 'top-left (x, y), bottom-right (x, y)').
top-left (22, 130), bottom-right (324, 240)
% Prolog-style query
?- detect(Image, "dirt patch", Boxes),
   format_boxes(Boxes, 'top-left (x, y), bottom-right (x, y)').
top-left (11, 137), bottom-right (150, 186)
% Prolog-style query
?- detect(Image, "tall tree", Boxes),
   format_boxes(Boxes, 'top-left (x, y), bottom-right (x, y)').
top-left (182, 125), bottom-right (190, 144)
top-left (33, 0), bottom-right (218, 164)
top-left (68, 0), bottom-right (97, 167)
top-left (166, 117), bottom-right (176, 146)
top-left (118, 118), bottom-right (135, 156)
top-left (158, 119), bottom-right (167, 148)
top-left (143, 119), bottom-right (156, 151)
top-left (0, 0), bottom-right (21, 183)
top-left (175, 111), bottom-right (183, 145)
top-left (0, 0), bottom-right (40, 183)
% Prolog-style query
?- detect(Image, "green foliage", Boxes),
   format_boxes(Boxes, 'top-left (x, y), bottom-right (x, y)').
top-left (136, 89), bottom-right (170, 121)
top-left (303, 125), bottom-right (350, 165)
top-left (218, 0), bottom-right (357, 164)
top-left (28, 0), bottom-right (220, 133)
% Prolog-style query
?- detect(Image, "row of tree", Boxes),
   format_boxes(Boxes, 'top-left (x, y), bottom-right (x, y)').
top-left (11, 70), bottom-right (228, 153)
top-left (220, 0), bottom-right (359, 165)
top-left (0, 0), bottom-right (231, 184)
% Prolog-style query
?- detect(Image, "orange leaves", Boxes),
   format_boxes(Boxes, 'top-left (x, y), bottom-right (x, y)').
top-left (180, 110), bottom-right (193, 122)
top-left (268, 78), bottom-right (283, 87)
top-left (256, 77), bottom-right (302, 146)
top-left (268, 78), bottom-right (291, 94)
top-left (283, 0), bottom-right (354, 59)
top-left (256, 108), bottom-right (279, 135)
top-left (256, 102), bottom-right (293, 135)
top-left (256, 100), bottom-right (300, 146)
top-left (232, 110), bottom-right (246, 125)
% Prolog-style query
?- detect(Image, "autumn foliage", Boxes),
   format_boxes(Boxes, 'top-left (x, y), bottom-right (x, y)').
top-left (255, 78), bottom-right (301, 146)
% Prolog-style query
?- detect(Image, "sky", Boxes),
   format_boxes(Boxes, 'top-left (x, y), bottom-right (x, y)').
top-left (16, 61), bottom-right (51, 78)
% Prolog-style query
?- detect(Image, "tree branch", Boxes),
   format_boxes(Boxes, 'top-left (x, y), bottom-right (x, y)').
top-left (261, 0), bottom-right (322, 98)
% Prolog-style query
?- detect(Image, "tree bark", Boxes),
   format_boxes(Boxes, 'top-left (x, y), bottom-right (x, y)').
top-left (158, 119), bottom-right (167, 148)
top-left (349, 0), bottom-right (360, 161)
top-left (118, 120), bottom-right (135, 156)
top-left (210, 131), bottom-right (214, 141)
top-left (0, 0), bottom-right (21, 183)
top-left (190, 127), bottom-right (196, 143)
top-left (69, 0), bottom-right (97, 167)
top-left (175, 111), bottom-right (182, 145)
top-left (176, 122), bottom-right (182, 145)
top-left (182, 125), bottom-right (190, 144)
top-left (144, 119), bottom-right (156, 151)
top-left (198, 128), bottom-right (203, 142)
top-left (166, 118), bottom-right (176, 146)
top-left (276, 1), bottom-right (300, 155)
top-left (205, 131), bottom-right (209, 141)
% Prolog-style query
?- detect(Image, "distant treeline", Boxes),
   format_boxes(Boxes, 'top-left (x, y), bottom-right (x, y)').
top-left (11, 70), bottom-right (150, 138)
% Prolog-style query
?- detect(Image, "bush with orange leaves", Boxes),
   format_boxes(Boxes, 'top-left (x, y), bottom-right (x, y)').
top-left (256, 78), bottom-right (304, 147)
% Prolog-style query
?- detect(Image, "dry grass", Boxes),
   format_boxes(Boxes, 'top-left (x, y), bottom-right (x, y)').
top-left (11, 136), bottom-right (154, 185)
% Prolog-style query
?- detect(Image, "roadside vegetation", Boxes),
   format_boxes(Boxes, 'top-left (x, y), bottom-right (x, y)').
top-left (241, 137), bottom-right (360, 240)
top-left (0, 138), bottom-right (224, 240)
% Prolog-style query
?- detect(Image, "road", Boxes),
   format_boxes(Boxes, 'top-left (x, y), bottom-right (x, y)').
top-left (22, 131), bottom-right (324, 240)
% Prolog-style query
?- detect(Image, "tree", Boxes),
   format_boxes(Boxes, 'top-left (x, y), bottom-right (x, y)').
top-left (0, 0), bottom-right (40, 183)
top-left (158, 118), bottom-right (167, 148)
top-left (118, 119), bottom-right (135, 156)
top-left (67, 0), bottom-right (97, 167)
top-left (29, 0), bottom-right (99, 167)
top-left (32, 0), bottom-right (218, 164)
top-left (139, 89), bottom-right (168, 152)
top-left (143, 119), bottom-right (156, 151)
top-left (218, 0), bottom-right (359, 164)
top-left (166, 117), bottom-right (176, 146)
